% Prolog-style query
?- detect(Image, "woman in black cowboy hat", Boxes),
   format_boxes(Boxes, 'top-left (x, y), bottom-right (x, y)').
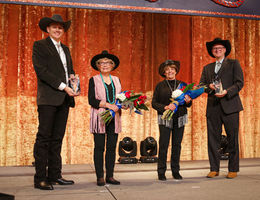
top-left (152, 60), bottom-right (192, 181)
top-left (32, 14), bottom-right (79, 190)
top-left (88, 50), bottom-right (122, 186)
top-left (200, 38), bottom-right (244, 179)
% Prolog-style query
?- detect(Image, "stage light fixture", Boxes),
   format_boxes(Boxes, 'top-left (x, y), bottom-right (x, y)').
top-left (219, 134), bottom-right (229, 160)
top-left (140, 136), bottom-right (158, 163)
top-left (118, 137), bottom-right (138, 164)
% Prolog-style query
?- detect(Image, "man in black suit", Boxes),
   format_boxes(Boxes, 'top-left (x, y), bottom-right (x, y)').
top-left (200, 38), bottom-right (244, 179)
top-left (32, 14), bottom-right (79, 190)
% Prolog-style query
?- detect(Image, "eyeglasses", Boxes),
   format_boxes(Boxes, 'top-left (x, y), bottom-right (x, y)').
top-left (98, 61), bottom-right (114, 66)
top-left (212, 47), bottom-right (225, 51)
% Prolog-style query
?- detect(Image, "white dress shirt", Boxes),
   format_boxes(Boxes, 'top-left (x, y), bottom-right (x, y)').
top-left (50, 37), bottom-right (68, 91)
top-left (215, 57), bottom-right (224, 74)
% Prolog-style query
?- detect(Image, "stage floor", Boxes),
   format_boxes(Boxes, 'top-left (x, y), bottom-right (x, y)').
top-left (0, 158), bottom-right (260, 200)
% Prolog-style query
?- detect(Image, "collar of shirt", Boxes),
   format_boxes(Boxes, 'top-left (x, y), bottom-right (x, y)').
top-left (50, 37), bottom-right (61, 51)
top-left (216, 57), bottom-right (225, 65)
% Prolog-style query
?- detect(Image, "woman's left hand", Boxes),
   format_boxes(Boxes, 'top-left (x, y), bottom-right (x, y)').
top-left (184, 95), bottom-right (192, 103)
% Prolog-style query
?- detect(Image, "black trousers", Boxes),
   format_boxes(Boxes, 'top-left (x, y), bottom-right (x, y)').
top-left (93, 121), bottom-right (118, 179)
top-left (33, 97), bottom-right (69, 183)
top-left (207, 104), bottom-right (240, 172)
top-left (157, 119), bottom-right (184, 175)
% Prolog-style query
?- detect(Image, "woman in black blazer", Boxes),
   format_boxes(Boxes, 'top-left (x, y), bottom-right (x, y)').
top-left (152, 60), bottom-right (192, 181)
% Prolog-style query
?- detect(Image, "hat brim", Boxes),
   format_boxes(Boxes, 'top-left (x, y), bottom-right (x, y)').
top-left (206, 40), bottom-right (231, 58)
top-left (39, 17), bottom-right (71, 33)
top-left (91, 53), bottom-right (120, 71)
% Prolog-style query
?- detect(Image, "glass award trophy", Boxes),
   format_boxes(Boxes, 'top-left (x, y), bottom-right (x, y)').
top-left (69, 74), bottom-right (80, 93)
top-left (212, 75), bottom-right (223, 94)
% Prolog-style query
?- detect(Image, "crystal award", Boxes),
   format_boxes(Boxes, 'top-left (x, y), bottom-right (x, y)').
top-left (69, 74), bottom-right (80, 93)
top-left (212, 75), bottom-right (223, 94)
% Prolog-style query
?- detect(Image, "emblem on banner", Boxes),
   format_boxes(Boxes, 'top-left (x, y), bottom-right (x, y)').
top-left (211, 0), bottom-right (245, 8)
top-left (146, 0), bottom-right (158, 2)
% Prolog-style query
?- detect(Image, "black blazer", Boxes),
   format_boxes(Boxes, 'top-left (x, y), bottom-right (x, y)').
top-left (200, 58), bottom-right (244, 117)
top-left (32, 36), bottom-right (75, 107)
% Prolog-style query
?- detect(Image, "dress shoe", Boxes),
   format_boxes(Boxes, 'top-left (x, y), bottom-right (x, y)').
top-left (172, 172), bottom-right (183, 180)
top-left (106, 177), bottom-right (120, 185)
top-left (34, 181), bottom-right (54, 190)
top-left (50, 178), bottom-right (75, 185)
top-left (207, 171), bottom-right (219, 178)
top-left (226, 172), bottom-right (237, 179)
top-left (97, 178), bottom-right (105, 186)
top-left (158, 174), bottom-right (167, 181)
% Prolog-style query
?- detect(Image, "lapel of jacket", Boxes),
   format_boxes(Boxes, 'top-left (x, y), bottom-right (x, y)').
top-left (217, 57), bottom-right (228, 78)
top-left (46, 37), bottom-right (67, 72)
top-left (46, 36), bottom-right (60, 57)
top-left (61, 43), bottom-right (71, 70)
top-left (208, 62), bottom-right (216, 80)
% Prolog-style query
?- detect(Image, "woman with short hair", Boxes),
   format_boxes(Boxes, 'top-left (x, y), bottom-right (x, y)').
top-left (152, 60), bottom-right (192, 181)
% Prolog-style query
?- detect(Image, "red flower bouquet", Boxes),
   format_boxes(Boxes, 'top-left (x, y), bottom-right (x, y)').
top-left (100, 91), bottom-right (149, 124)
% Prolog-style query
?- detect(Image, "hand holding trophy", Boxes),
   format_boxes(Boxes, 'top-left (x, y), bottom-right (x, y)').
top-left (69, 74), bottom-right (80, 94)
top-left (212, 75), bottom-right (227, 98)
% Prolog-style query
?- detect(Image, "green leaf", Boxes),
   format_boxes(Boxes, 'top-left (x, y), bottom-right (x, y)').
top-left (127, 94), bottom-right (141, 101)
top-left (182, 83), bottom-right (194, 93)
top-left (138, 104), bottom-right (149, 110)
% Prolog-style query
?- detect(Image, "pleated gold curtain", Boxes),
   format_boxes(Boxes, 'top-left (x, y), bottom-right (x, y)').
top-left (0, 4), bottom-right (259, 166)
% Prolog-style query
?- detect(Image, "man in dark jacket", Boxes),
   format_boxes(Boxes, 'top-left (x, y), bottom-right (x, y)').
top-left (200, 38), bottom-right (244, 179)
top-left (32, 14), bottom-right (79, 190)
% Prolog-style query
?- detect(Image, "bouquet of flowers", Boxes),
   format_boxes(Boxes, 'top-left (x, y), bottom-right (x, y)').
top-left (100, 91), bottom-right (149, 125)
top-left (161, 83), bottom-right (205, 120)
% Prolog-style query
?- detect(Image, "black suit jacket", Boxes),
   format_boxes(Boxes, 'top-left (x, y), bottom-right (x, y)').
top-left (32, 37), bottom-right (75, 107)
top-left (200, 58), bottom-right (244, 117)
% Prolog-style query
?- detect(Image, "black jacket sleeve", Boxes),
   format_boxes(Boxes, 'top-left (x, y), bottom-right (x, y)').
top-left (226, 59), bottom-right (244, 99)
top-left (88, 77), bottom-right (101, 109)
top-left (152, 83), bottom-right (166, 114)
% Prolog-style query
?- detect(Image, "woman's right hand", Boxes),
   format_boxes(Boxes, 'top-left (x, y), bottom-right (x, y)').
top-left (167, 103), bottom-right (176, 111)
top-left (107, 103), bottom-right (119, 112)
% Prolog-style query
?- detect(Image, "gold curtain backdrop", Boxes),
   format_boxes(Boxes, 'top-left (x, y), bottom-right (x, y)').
top-left (0, 4), bottom-right (259, 166)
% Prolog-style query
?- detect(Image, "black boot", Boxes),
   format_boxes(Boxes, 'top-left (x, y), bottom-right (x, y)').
top-left (172, 172), bottom-right (183, 180)
top-left (97, 178), bottom-right (105, 186)
top-left (158, 174), bottom-right (167, 181)
top-left (106, 177), bottom-right (120, 185)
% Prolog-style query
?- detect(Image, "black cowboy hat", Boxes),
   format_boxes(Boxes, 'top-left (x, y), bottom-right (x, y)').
top-left (39, 14), bottom-right (71, 33)
top-left (206, 38), bottom-right (231, 58)
top-left (91, 50), bottom-right (120, 71)
top-left (159, 59), bottom-right (180, 77)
